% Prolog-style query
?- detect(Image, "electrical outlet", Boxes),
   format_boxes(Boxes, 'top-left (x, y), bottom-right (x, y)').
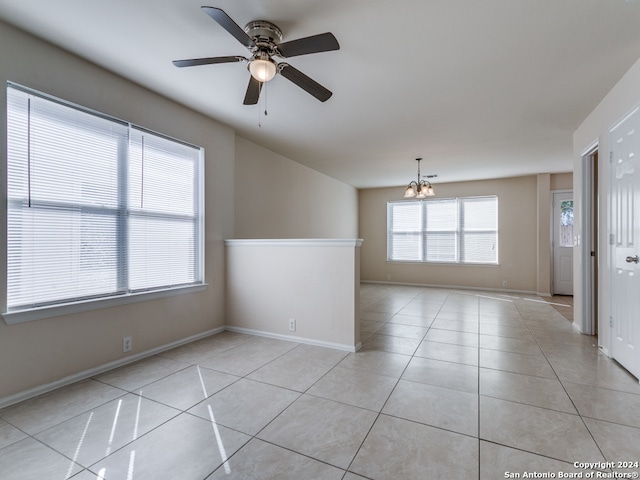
top-left (122, 336), bottom-right (132, 353)
top-left (288, 318), bottom-right (296, 332)
top-left (502, 280), bottom-right (508, 287)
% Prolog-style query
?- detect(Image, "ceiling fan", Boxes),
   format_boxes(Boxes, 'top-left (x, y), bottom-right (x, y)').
top-left (173, 6), bottom-right (340, 105)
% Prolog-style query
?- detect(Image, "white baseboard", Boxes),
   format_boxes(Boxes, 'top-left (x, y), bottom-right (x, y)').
top-left (361, 280), bottom-right (538, 296)
top-left (0, 327), bottom-right (225, 409)
top-left (224, 326), bottom-right (360, 353)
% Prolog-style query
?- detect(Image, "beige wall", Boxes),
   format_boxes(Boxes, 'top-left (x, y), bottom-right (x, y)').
top-left (573, 55), bottom-right (640, 349)
top-left (234, 136), bottom-right (358, 239)
top-left (0, 21), bottom-right (235, 401)
top-left (551, 172), bottom-right (573, 191)
top-left (359, 175), bottom-right (545, 293)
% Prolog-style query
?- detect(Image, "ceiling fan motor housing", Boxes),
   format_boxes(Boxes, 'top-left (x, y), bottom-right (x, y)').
top-left (244, 20), bottom-right (282, 53)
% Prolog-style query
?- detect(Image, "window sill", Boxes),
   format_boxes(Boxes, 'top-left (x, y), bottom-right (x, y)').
top-left (386, 260), bottom-right (499, 266)
top-left (2, 283), bottom-right (208, 325)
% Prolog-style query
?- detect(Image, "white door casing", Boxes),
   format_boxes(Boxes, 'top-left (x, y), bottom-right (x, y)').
top-left (553, 191), bottom-right (574, 295)
top-left (610, 105), bottom-right (640, 381)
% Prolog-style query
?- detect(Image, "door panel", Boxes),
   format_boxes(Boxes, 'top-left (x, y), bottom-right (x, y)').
top-left (610, 105), bottom-right (640, 381)
top-left (553, 192), bottom-right (574, 295)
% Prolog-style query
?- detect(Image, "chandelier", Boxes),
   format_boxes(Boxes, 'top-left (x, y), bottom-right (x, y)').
top-left (403, 158), bottom-right (435, 198)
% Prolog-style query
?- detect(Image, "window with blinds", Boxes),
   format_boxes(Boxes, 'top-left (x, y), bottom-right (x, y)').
top-left (5, 84), bottom-right (204, 313)
top-left (387, 196), bottom-right (498, 264)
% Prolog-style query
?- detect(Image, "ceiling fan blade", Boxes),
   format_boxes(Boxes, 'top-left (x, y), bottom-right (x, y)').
top-left (277, 32), bottom-right (339, 58)
top-left (201, 6), bottom-right (255, 49)
top-left (243, 75), bottom-right (263, 105)
top-left (172, 56), bottom-right (244, 68)
top-left (278, 64), bottom-right (332, 102)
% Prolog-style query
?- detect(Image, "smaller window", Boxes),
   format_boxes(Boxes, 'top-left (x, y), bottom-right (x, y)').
top-left (559, 200), bottom-right (574, 247)
top-left (387, 196), bottom-right (498, 264)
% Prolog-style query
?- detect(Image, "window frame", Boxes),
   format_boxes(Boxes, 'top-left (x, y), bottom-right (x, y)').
top-left (387, 195), bottom-right (498, 265)
top-left (3, 83), bottom-right (206, 324)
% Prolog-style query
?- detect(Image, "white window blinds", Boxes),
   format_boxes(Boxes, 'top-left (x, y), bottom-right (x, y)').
top-left (460, 196), bottom-right (498, 264)
top-left (128, 128), bottom-right (202, 292)
top-left (387, 201), bottom-right (422, 261)
top-left (387, 196), bottom-right (498, 264)
top-left (6, 85), bottom-right (204, 312)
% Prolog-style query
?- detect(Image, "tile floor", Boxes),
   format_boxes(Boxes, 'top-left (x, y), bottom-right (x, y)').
top-left (2, 284), bottom-right (640, 479)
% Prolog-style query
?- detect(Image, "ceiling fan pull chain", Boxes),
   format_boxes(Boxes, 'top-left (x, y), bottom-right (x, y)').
top-left (264, 80), bottom-right (269, 116)
top-left (257, 81), bottom-right (268, 128)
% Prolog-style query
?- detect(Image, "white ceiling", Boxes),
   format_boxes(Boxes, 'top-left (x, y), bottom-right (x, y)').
top-left (2, 0), bottom-right (640, 188)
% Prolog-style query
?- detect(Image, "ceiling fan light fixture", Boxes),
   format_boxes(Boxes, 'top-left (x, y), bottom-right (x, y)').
top-left (249, 57), bottom-right (277, 82)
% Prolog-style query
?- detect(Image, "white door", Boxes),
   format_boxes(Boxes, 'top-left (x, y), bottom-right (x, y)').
top-left (553, 192), bottom-right (574, 295)
top-left (610, 105), bottom-right (640, 381)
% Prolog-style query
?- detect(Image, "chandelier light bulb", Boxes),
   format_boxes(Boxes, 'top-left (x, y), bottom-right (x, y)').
top-left (404, 185), bottom-right (417, 198)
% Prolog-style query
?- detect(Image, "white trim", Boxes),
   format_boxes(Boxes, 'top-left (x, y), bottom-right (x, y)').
top-left (579, 148), bottom-right (598, 336)
top-left (2, 284), bottom-right (208, 324)
top-left (610, 106), bottom-right (640, 133)
top-left (0, 327), bottom-right (224, 409)
top-left (225, 238), bottom-right (363, 248)
top-left (580, 139), bottom-right (600, 158)
top-left (361, 280), bottom-right (538, 296)
top-left (224, 326), bottom-right (360, 352)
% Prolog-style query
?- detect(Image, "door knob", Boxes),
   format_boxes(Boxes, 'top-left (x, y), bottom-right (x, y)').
top-left (625, 255), bottom-right (639, 264)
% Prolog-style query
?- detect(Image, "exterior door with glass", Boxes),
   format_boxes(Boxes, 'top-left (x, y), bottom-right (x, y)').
top-left (553, 192), bottom-right (574, 295)
top-left (610, 105), bottom-right (640, 381)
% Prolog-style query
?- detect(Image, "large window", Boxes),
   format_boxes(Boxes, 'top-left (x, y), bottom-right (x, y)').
top-left (5, 84), bottom-right (204, 315)
top-left (387, 196), bottom-right (498, 264)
